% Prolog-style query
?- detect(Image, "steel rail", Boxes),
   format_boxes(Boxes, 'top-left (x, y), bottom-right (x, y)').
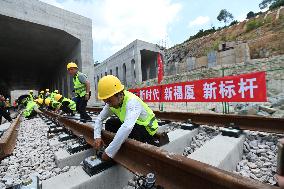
top-left (0, 114), bottom-right (21, 160)
top-left (86, 107), bottom-right (284, 133)
top-left (43, 110), bottom-right (277, 189)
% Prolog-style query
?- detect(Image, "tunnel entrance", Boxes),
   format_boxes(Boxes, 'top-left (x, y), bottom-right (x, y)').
top-left (140, 50), bottom-right (158, 82)
top-left (0, 14), bottom-right (80, 98)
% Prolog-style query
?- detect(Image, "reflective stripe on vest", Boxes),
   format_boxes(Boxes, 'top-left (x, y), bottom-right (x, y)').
top-left (73, 72), bottom-right (87, 97)
top-left (62, 98), bottom-right (76, 111)
top-left (109, 91), bottom-right (158, 136)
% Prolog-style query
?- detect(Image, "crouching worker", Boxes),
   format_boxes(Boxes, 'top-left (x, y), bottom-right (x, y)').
top-left (54, 94), bottom-right (76, 116)
top-left (44, 98), bottom-right (60, 111)
top-left (23, 98), bottom-right (43, 118)
top-left (93, 75), bottom-right (158, 161)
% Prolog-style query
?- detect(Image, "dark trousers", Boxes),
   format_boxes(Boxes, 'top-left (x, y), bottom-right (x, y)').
top-left (61, 105), bottom-right (74, 115)
top-left (75, 96), bottom-right (91, 120)
top-left (105, 117), bottom-right (156, 145)
top-left (0, 107), bottom-right (12, 123)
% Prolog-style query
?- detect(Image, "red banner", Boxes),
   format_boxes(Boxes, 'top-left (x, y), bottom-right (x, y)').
top-left (129, 72), bottom-right (267, 102)
top-left (157, 53), bottom-right (164, 84)
top-left (129, 85), bottom-right (162, 102)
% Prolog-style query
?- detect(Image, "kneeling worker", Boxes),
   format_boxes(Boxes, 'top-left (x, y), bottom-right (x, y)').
top-left (54, 94), bottom-right (76, 116)
top-left (44, 98), bottom-right (60, 111)
top-left (23, 98), bottom-right (43, 118)
top-left (93, 75), bottom-right (158, 161)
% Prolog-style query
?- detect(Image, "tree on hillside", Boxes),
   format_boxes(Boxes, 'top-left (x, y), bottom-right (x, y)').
top-left (269, 0), bottom-right (284, 10)
top-left (259, 0), bottom-right (284, 10)
top-left (229, 20), bottom-right (239, 26)
top-left (246, 11), bottom-right (255, 19)
top-left (259, 0), bottom-right (275, 9)
top-left (217, 9), bottom-right (234, 26)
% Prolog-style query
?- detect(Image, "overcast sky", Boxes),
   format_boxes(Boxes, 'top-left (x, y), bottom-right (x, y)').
top-left (40, 0), bottom-right (263, 62)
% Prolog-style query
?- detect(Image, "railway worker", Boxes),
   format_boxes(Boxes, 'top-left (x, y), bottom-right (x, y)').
top-left (54, 94), bottom-right (76, 116)
top-left (0, 95), bottom-right (12, 123)
top-left (50, 90), bottom-right (59, 100)
top-left (38, 90), bottom-right (45, 99)
top-left (44, 98), bottom-right (60, 111)
top-left (45, 89), bottom-right (50, 99)
top-left (27, 90), bottom-right (34, 101)
top-left (13, 100), bottom-right (17, 111)
top-left (66, 62), bottom-right (92, 122)
top-left (5, 98), bottom-right (11, 109)
top-left (22, 98), bottom-right (42, 118)
top-left (28, 90), bottom-right (34, 101)
top-left (93, 75), bottom-right (158, 161)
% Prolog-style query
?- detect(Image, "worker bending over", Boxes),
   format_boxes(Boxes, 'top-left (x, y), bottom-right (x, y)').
top-left (93, 75), bottom-right (158, 161)
top-left (38, 91), bottom-right (44, 99)
top-left (54, 94), bottom-right (76, 116)
top-left (44, 98), bottom-right (60, 111)
top-left (50, 90), bottom-right (59, 100)
top-left (23, 98), bottom-right (43, 118)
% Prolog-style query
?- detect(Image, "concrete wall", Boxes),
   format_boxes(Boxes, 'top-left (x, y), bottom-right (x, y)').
top-left (10, 90), bottom-right (38, 103)
top-left (187, 57), bottom-right (196, 70)
top-left (94, 39), bottom-right (162, 101)
top-left (208, 51), bottom-right (217, 68)
top-left (217, 49), bottom-right (236, 66)
top-left (196, 56), bottom-right (208, 68)
top-left (217, 42), bottom-right (250, 66)
top-left (165, 42), bottom-right (250, 76)
top-left (0, 0), bottom-right (94, 104)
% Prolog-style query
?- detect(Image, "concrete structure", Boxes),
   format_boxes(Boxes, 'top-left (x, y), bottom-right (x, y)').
top-left (42, 165), bottom-right (133, 189)
top-left (161, 128), bottom-right (199, 154)
top-left (189, 135), bottom-right (245, 172)
top-left (55, 148), bottom-right (95, 168)
top-left (10, 90), bottom-right (38, 104)
top-left (94, 40), bottom-right (163, 101)
top-left (165, 41), bottom-right (250, 76)
top-left (0, 0), bottom-right (95, 104)
top-left (42, 128), bottom-right (197, 189)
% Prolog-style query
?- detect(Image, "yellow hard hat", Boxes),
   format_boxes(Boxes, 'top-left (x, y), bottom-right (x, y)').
top-left (45, 98), bottom-right (51, 106)
top-left (37, 98), bottom-right (44, 104)
top-left (98, 75), bottom-right (124, 100)
top-left (46, 89), bottom-right (49, 92)
top-left (29, 90), bottom-right (33, 93)
top-left (67, 62), bottom-right (78, 70)
top-left (54, 94), bottom-right (63, 101)
top-left (54, 90), bottom-right (59, 93)
top-left (40, 91), bottom-right (44, 94)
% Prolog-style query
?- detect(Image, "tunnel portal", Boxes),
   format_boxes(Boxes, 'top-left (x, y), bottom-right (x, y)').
top-left (0, 15), bottom-right (80, 98)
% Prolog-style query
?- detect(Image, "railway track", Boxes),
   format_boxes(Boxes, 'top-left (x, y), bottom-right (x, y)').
top-left (1, 109), bottom-right (283, 188)
top-left (0, 115), bottom-right (21, 160)
top-left (43, 109), bottom-right (282, 189)
top-left (86, 107), bottom-right (284, 133)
